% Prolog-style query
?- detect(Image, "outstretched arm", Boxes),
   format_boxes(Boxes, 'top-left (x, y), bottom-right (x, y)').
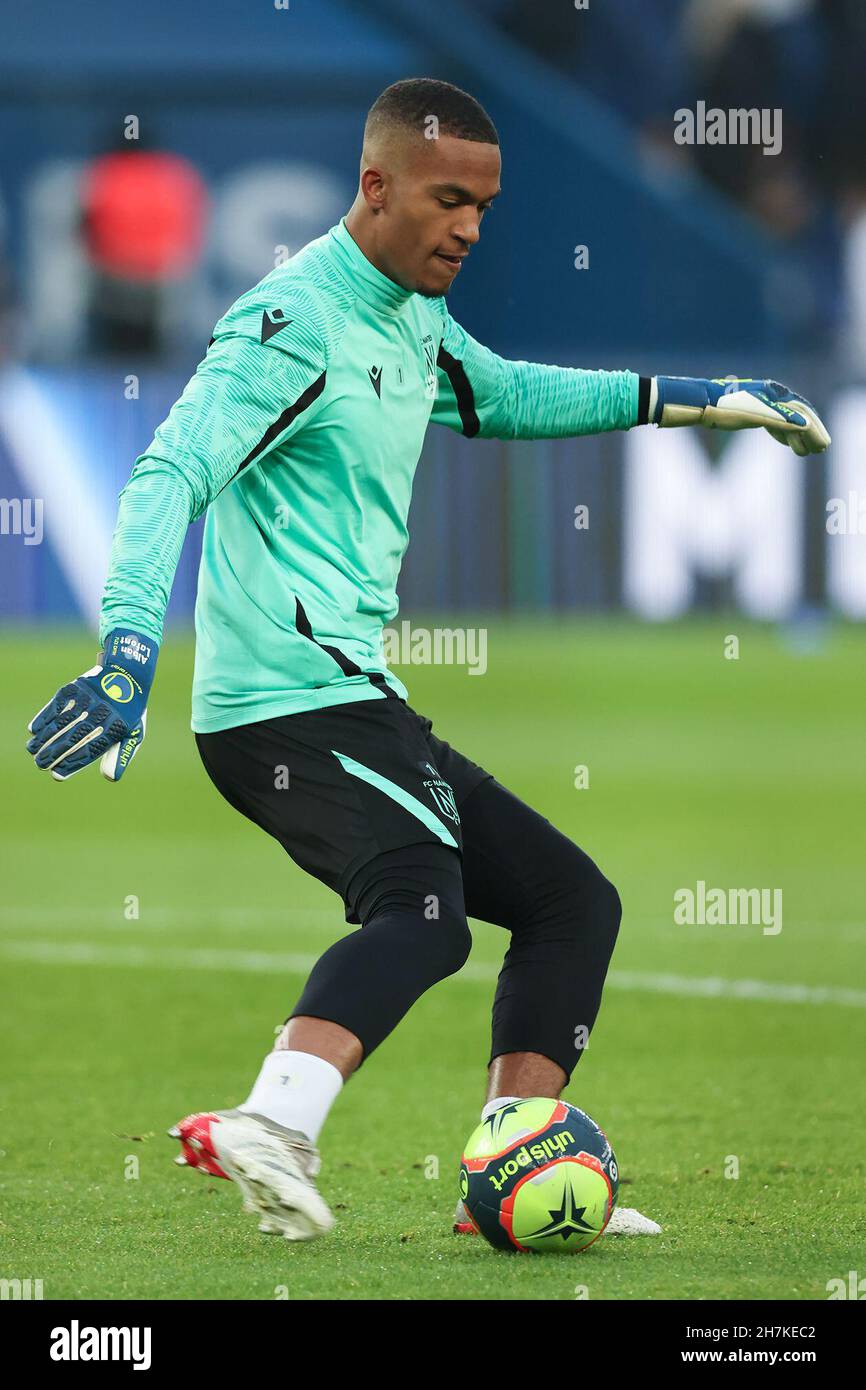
top-left (431, 310), bottom-right (638, 440)
top-left (431, 308), bottom-right (830, 456)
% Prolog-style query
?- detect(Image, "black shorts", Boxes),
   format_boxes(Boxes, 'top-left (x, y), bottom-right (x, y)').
top-left (195, 690), bottom-right (492, 923)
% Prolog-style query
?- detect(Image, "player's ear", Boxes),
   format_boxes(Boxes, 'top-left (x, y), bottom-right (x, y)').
top-left (360, 166), bottom-right (387, 211)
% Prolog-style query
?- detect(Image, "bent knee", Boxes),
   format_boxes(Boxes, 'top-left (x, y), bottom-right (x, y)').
top-left (553, 850), bottom-right (622, 945)
top-left (594, 871), bottom-right (622, 942)
top-left (432, 910), bottom-right (473, 978)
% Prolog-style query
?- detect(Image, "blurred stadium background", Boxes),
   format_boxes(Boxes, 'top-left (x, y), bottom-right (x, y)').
top-left (2, 1), bottom-right (865, 1301)
top-left (2, 0), bottom-right (866, 625)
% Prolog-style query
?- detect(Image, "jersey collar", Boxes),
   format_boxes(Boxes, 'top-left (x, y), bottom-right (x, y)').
top-left (328, 218), bottom-right (414, 317)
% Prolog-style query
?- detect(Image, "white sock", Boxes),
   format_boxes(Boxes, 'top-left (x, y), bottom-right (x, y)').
top-left (481, 1094), bottom-right (521, 1124)
top-left (239, 1050), bottom-right (343, 1144)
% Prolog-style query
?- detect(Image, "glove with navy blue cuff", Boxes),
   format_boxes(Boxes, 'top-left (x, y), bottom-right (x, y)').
top-left (639, 376), bottom-right (830, 457)
top-left (26, 628), bottom-right (158, 782)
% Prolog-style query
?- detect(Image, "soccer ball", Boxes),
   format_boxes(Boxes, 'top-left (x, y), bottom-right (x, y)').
top-left (459, 1097), bottom-right (618, 1252)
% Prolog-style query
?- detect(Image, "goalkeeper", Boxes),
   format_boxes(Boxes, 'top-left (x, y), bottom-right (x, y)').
top-left (26, 79), bottom-right (829, 1243)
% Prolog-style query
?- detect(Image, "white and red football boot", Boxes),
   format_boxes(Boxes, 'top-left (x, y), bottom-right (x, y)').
top-left (599, 1204), bottom-right (661, 1235)
top-left (452, 1198), bottom-right (660, 1237)
top-left (170, 1109), bottom-right (334, 1241)
top-left (453, 1199), bottom-right (479, 1235)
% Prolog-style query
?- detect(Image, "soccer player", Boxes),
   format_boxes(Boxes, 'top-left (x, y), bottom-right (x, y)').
top-left (27, 80), bottom-right (829, 1242)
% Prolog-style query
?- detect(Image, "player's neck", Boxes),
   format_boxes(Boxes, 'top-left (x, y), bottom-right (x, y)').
top-left (343, 202), bottom-right (400, 288)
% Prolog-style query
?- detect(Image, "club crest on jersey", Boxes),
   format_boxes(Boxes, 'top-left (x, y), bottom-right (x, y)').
top-left (421, 762), bottom-right (460, 824)
top-left (421, 334), bottom-right (437, 398)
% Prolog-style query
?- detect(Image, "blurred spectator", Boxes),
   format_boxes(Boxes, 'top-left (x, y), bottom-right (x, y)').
top-left (813, 0), bottom-right (866, 197)
top-left (682, 0), bottom-right (825, 203)
top-left (680, 0), bottom-right (843, 348)
top-left (485, 0), bottom-right (846, 350)
top-left (493, 0), bottom-right (686, 128)
top-left (80, 142), bottom-right (208, 356)
top-left (841, 195), bottom-right (866, 376)
top-left (809, 1), bottom-right (866, 376)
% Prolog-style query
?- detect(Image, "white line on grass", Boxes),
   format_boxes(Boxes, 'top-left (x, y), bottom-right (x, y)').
top-left (608, 970), bottom-right (866, 1009)
top-left (2, 908), bottom-right (864, 939)
top-left (0, 906), bottom-right (339, 930)
top-left (1, 939), bottom-right (864, 1008)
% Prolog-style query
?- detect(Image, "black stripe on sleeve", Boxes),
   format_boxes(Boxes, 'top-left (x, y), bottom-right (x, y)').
top-left (436, 346), bottom-right (480, 438)
top-left (637, 376), bottom-right (652, 425)
top-left (232, 371), bottom-right (327, 480)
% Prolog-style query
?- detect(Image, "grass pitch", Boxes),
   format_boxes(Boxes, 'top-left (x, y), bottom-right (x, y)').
top-left (1, 618), bottom-right (864, 1300)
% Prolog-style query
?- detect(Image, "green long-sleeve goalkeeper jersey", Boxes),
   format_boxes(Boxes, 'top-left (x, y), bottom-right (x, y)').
top-left (99, 218), bottom-right (639, 732)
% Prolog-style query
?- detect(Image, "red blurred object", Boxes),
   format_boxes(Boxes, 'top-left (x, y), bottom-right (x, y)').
top-left (81, 150), bottom-right (207, 281)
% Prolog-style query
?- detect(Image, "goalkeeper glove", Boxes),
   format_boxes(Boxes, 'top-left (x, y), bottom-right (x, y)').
top-left (26, 628), bottom-right (158, 782)
top-left (648, 377), bottom-right (830, 456)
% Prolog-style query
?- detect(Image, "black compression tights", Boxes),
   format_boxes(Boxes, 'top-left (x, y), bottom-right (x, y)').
top-left (290, 777), bottom-right (622, 1077)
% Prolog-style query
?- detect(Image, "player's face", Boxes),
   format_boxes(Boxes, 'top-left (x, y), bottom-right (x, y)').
top-left (382, 135), bottom-right (501, 296)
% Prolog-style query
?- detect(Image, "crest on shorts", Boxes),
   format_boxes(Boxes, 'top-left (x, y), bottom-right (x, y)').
top-left (423, 773), bottom-right (460, 825)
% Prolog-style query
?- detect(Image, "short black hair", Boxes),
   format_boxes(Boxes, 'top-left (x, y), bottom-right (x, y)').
top-left (365, 78), bottom-right (499, 146)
